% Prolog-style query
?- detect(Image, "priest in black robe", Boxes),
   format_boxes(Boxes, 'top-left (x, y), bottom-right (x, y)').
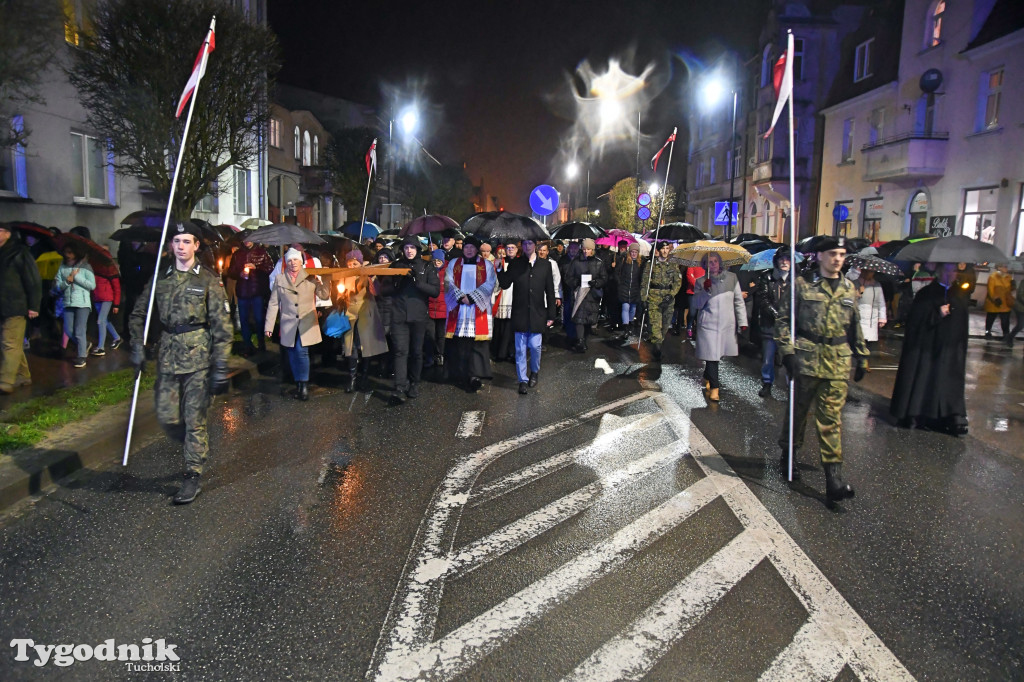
top-left (890, 262), bottom-right (970, 435)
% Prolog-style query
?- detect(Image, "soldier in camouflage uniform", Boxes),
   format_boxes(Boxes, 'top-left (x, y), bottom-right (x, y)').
top-left (130, 223), bottom-right (232, 504)
top-left (641, 241), bottom-right (682, 360)
top-left (776, 236), bottom-right (868, 503)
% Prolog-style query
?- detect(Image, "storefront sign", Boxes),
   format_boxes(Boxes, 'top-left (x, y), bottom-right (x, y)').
top-left (864, 198), bottom-right (884, 219)
top-left (910, 192), bottom-right (929, 213)
top-left (928, 215), bottom-right (955, 236)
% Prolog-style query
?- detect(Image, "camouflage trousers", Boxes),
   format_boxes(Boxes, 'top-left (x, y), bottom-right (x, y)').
top-left (646, 292), bottom-right (674, 345)
top-left (777, 376), bottom-right (848, 464)
top-left (155, 369), bottom-right (211, 474)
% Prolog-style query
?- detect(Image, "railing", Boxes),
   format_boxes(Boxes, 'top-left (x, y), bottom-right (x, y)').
top-left (861, 131), bottom-right (949, 151)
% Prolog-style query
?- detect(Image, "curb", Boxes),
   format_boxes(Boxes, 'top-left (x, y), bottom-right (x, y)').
top-left (0, 356), bottom-right (266, 515)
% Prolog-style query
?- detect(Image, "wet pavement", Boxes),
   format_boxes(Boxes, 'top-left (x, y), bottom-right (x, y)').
top-left (0, 320), bottom-right (1022, 680)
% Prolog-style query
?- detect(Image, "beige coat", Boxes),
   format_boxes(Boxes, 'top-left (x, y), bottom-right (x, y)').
top-left (341, 276), bottom-right (389, 357)
top-left (265, 268), bottom-right (330, 348)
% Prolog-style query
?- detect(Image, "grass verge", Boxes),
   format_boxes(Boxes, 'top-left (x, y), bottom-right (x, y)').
top-left (0, 369), bottom-right (155, 454)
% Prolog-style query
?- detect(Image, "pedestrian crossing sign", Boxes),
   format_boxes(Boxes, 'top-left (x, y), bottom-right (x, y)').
top-left (714, 201), bottom-right (738, 226)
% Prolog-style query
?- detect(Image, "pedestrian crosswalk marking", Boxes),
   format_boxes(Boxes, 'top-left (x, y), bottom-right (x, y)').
top-left (456, 410), bottom-right (485, 438)
top-left (369, 391), bottom-right (913, 681)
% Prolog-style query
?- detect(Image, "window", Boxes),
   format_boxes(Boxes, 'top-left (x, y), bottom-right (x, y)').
top-left (928, 0), bottom-right (945, 47)
top-left (269, 118), bottom-right (281, 148)
top-left (793, 38), bottom-right (805, 81)
top-left (963, 187), bottom-right (998, 243)
top-left (757, 116), bottom-right (771, 162)
top-left (760, 44), bottom-right (772, 88)
top-left (70, 132), bottom-right (111, 203)
top-left (1015, 185), bottom-right (1024, 257)
top-left (0, 116), bottom-right (28, 198)
top-left (978, 68), bottom-right (1003, 130)
top-left (733, 147), bottom-right (742, 179)
top-left (302, 130), bottom-right (311, 166)
top-left (63, 0), bottom-right (83, 46)
top-left (869, 107), bottom-right (885, 145)
top-left (915, 94), bottom-right (936, 135)
top-left (293, 126), bottom-right (300, 160)
top-left (313, 135), bottom-right (319, 165)
top-left (709, 156), bottom-right (717, 185)
top-left (841, 118), bottom-right (855, 162)
top-left (234, 167), bottom-right (251, 214)
top-left (195, 180), bottom-right (218, 213)
top-left (695, 158), bottom-right (704, 187)
top-left (854, 39), bottom-right (873, 82)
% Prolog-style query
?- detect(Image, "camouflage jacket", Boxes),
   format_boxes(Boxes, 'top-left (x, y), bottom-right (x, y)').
top-left (775, 274), bottom-right (869, 380)
top-left (641, 258), bottom-right (682, 300)
top-left (130, 261), bottom-right (232, 375)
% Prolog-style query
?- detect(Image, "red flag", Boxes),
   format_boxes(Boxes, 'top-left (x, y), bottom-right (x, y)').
top-left (650, 132), bottom-right (676, 172)
top-left (176, 19), bottom-right (216, 118)
top-left (764, 33), bottom-right (794, 138)
top-left (365, 138), bottom-right (377, 176)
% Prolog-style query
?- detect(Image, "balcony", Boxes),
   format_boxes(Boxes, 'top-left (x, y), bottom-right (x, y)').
top-left (752, 157), bottom-right (809, 184)
top-left (861, 132), bottom-right (948, 182)
top-left (299, 166), bottom-right (336, 195)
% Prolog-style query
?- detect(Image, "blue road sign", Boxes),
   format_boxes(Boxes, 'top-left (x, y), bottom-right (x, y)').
top-left (713, 201), bottom-right (739, 226)
top-left (530, 184), bottom-right (559, 217)
top-left (637, 193), bottom-right (652, 207)
top-left (637, 206), bottom-right (652, 221)
top-left (832, 204), bottom-right (850, 222)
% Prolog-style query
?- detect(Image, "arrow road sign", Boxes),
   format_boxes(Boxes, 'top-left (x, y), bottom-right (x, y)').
top-left (530, 184), bottom-right (559, 217)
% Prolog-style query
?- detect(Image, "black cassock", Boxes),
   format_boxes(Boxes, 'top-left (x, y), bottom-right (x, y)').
top-left (890, 280), bottom-right (969, 422)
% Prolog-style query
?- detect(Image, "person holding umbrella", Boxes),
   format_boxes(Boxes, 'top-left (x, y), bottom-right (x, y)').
top-left (562, 238), bottom-right (608, 353)
top-left (690, 252), bottom-right (747, 401)
top-left (776, 237), bottom-right (868, 503)
top-left (754, 250), bottom-right (790, 398)
top-left (445, 236), bottom-right (496, 392)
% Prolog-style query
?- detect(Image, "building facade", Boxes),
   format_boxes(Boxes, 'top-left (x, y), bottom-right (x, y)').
top-left (817, 0), bottom-right (1024, 256)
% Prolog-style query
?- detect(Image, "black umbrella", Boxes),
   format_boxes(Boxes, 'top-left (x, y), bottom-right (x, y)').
top-left (892, 235), bottom-right (1009, 264)
top-left (644, 222), bottom-right (704, 242)
top-left (796, 235), bottom-right (834, 253)
top-left (462, 211), bottom-right (550, 242)
top-left (245, 222), bottom-right (326, 246)
top-left (109, 225), bottom-right (161, 242)
top-left (728, 232), bottom-right (772, 244)
top-left (547, 221), bottom-right (607, 241)
top-left (846, 237), bottom-right (871, 253)
top-left (740, 239), bottom-right (782, 255)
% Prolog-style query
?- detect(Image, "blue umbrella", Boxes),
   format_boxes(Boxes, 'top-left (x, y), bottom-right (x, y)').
top-left (341, 221), bottom-right (381, 239)
top-left (740, 247), bottom-right (805, 271)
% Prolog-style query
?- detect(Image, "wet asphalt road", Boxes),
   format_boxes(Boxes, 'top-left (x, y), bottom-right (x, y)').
top-left (1, 330), bottom-right (1022, 681)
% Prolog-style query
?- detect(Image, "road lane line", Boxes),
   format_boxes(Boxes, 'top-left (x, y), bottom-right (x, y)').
top-left (758, 618), bottom-right (849, 682)
top-left (456, 411), bottom-right (486, 438)
top-left (562, 529), bottom-right (766, 682)
top-left (369, 391), bottom-right (656, 674)
top-left (374, 477), bottom-right (729, 681)
top-left (469, 412), bottom-right (666, 507)
top-left (654, 394), bottom-right (914, 681)
top-left (594, 358), bottom-right (614, 374)
top-left (450, 447), bottom-right (710, 578)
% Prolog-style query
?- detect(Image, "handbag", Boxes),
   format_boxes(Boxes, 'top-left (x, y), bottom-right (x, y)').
top-left (324, 310), bottom-right (351, 338)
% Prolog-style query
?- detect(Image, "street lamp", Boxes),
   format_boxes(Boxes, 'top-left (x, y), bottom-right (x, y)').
top-left (702, 73), bottom-right (739, 240)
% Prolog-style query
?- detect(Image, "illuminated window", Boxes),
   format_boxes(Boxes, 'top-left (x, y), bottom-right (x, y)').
top-left (760, 44), bottom-right (772, 88)
top-left (234, 167), bottom-right (251, 214)
top-left (302, 130), bottom-right (311, 166)
top-left (841, 118), bottom-right (855, 162)
top-left (0, 117), bottom-right (28, 198)
top-left (978, 68), bottom-right (1003, 130)
top-left (963, 187), bottom-right (998, 243)
top-left (928, 1), bottom-right (945, 47)
top-left (70, 132), bottom-right (112, 203)
top-left (269, 118), bottom-right (281, 148)
top-left (293, 126), bottom-right (300, 160)
top-left (313, 135), bottom-right (319, 165)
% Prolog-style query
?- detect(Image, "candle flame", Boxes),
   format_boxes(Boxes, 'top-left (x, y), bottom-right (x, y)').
top-left (337, 282), bottom-right (346, 294)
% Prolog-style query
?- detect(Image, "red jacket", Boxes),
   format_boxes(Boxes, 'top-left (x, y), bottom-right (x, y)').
top-left (92, 272), bottom-right (121, 304)
top-left (428, 268), bottom-right (447, 319)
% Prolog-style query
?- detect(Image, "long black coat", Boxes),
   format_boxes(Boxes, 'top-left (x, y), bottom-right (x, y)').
top-left (497, 256), bottom-right (556, 333)
top-left (616, 257), bottom-right (644, 304)
top-left (0, 237), bottom-right (42, 318)
top-left (562, 255), bottom-right (608, 325)
top-left (890, 281), bottom-right (969, 420)
top-left (378, 256), bottom-right (440, 324)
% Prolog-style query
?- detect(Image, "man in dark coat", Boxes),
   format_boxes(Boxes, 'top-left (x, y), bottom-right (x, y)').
top-left (226, 240), bottom-right (274, 356)
top-left (0, 225), bottom-right (42, 394)
top-left (379, 236), bottom-right (440, 403)
top-left (616, 243), bottom-right (643, 332)
top-left (563, 238), bottom-right (608, 352)
top-left (497, 239), bottom-right (556, 394)
top-left (753, 250), bottom-right (791, 398)
top-left (890, 262), bottom-right (970, 436)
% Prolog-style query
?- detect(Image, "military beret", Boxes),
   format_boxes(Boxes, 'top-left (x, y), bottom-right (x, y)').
top-left (814, 236), bottom-right (847, 253)
top-left (171, 221), bottom-right (204, 242)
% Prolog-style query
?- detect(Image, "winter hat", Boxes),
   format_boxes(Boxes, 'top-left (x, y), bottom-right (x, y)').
top-left (431, 248), bottom-right (446, 262)
top-left (617, 239), bottom-right (629, 248)
top-left (628, 242), bottom-right (641, 254)
top-left (464, 235), bottom-right (482, 248)
top-left (284, 248), bottom-right (303, 263)
top-left (772, 249), bottom-right (791, 267)
top-left (376, 248), bottom-right (395, 263)
top-left (581, 238), bottom-right (596, 251)
top-left (345, 249), bottom-right (364, 264)
top-left (400, 235), bottom-right (420, 249)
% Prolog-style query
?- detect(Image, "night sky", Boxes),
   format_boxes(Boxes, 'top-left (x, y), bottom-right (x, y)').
top-left (268, 0), bottom-right (761, 213)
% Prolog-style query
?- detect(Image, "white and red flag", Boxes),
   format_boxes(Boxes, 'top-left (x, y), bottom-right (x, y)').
top-left (365, 138), bottom-right (377, 176)
top-left (176, 18), bottom-right (216, 118)
top-left (650, 131), bottom-right (676, 172)
top-left (764, 32), bottom-right (794, 138)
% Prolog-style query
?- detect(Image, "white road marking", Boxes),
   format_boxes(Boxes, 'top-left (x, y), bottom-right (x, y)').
top-left (369, 391), bottom-right (913, 682)
top-left (594, 358), bottom-right (614, 374)
top-left (455, 411), bottom-right (485, 438)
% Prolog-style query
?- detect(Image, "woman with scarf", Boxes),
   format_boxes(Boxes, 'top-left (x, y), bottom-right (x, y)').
top-left (445, 236), bottom-right (497, 392)
top-left (265, 248), bottom-right (330, 400)
top-left (336, 250), bottom-right (388, 392)
top-left (691, 251), bottom-right (747, 402)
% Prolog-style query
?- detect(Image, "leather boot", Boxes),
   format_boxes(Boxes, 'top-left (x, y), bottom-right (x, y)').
top-left (823, 463), bottom-right (855, 501)
top-left (298, 381), bottom-right (309, 401)
top-left (346, 372), bottom-right (357, 393)
top-left (173, 472), bottom-right (201, 504)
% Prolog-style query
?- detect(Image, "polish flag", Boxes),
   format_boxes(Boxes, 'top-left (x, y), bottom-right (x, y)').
top-left (650, 131), bottom-right (676, 172)
top-left (764, 32), bottom-right (794, 138)
top-left (176, 19), bottom-right (216, 118)
top-left (365, 138), bottom-right (377, 176)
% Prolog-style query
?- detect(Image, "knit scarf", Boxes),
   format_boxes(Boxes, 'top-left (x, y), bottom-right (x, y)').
top-left (446, 257), bottom-right (490, 340)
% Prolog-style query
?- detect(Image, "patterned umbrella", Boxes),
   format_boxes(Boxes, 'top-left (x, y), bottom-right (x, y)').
top-left (595, 229), bottom-right (636, 247)
top-left (461, 211), bottom-right (550, 242)
top-left (844, 255), bottom-right (903, 278)
top-left (740, 247), bottom-right (805, 271)
top-left (669, 240), bottom-right (751, 267)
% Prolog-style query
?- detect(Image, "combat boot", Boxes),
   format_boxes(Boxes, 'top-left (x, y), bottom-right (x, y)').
top-left (173, 472), bottom-right (201, 505)
top-left (823, 463), bottom-right (855, 501)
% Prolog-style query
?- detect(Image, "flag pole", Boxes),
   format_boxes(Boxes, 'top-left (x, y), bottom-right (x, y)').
top-left (785, 30), bottom-right (798, 483)
top-left (636, 128), bottom-right (677, 351)
top-left (358, 140), bottom-right (376, 244)
top-left (358, 170), bottom-right (373, 244)
top-left (123, 17), bottom-right (216, 466)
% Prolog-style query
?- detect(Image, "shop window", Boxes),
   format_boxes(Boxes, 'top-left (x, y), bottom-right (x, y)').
top-left (962, 187), bottom-right (998, 243)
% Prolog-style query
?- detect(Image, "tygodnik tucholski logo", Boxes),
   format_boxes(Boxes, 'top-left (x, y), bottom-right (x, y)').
top-left (10, 638), bottom-right (181, 671)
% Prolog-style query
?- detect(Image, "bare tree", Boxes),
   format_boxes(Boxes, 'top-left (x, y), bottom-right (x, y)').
top-left (0, 0), bottom-right (64, 147)
top-left (68, 0), bottom-right (279, 220)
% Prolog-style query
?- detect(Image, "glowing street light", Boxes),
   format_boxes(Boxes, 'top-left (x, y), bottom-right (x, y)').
top-left (649, 182), bottom-right (660, 196)
top-left (400, 108), bottom-right (418, 136)
top-left (701, 69), bottom-right (740, 240)
top-left (567, 161), bottom-right (579, 179)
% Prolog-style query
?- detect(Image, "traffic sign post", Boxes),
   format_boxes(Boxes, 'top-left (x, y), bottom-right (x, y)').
top-left (530, 184), bottom-right (559, 217)
top-left (832, 203), bottom-right (849, 237)
top-left (713, 202), bottom-right (739, 227)
top-left (637, 206), bottom-right (651, 222)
